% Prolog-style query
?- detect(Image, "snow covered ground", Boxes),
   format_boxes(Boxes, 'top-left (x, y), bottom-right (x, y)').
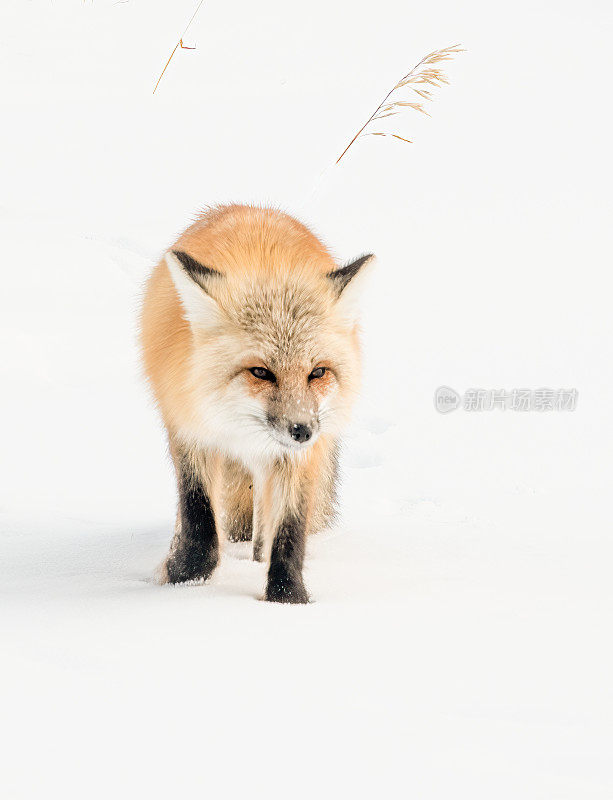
top-left (1, 1), bottom-right (612, 797)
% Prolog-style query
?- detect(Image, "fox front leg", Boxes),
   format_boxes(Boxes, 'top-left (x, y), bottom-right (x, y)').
top-left (160, 446), bottom-right (220, 584)
top-left (265, 508), bottom-right (309, 603)
top-left (260, 466), bottom-right (310, 603)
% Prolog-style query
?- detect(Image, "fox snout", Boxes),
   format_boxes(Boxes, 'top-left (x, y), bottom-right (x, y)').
top-left (267, 411), bottom-right (319, 448)
top-left (282, 417), bottom-right (317, 446)
top-left (290, 422), bottom-right (312, 443)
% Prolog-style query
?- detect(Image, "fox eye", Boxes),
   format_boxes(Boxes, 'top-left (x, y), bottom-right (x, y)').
top-left (309, 367), bottom-right (326, 380)
top-left (250, 367), bottom-right (276, 382)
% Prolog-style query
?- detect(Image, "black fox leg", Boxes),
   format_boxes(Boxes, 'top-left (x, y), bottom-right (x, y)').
top-left (265, 509), bottom-right (309, 604)
top-left (163, 450), bottom-right (219, 584)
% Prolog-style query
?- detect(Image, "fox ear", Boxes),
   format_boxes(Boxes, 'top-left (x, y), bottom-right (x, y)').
top-left (328, 254), bottom-right (375, 323)
top-left (165, 250), bottom-right (223, 329)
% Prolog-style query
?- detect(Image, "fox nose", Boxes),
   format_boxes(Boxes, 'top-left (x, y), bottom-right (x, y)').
top-left (290, 423), bottom-right (312, 443)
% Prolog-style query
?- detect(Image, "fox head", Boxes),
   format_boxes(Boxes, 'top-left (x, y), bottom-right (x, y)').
top-left (161, 216), bottom-right (374, 466)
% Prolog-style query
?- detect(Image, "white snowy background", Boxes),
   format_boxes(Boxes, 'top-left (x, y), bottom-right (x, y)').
top-left (1, 1), bottom-right (612, 797)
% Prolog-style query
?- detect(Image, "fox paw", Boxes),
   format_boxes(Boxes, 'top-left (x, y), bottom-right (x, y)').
top-left (157, 541), bottom-right (218, 585)
top-left (264, 578), bottom-right (309, 604)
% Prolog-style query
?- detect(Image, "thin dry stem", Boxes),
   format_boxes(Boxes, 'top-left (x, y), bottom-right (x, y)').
top-left (153, 0), bottom-right (206, 95)
top-left (335, 44), bottom-right (464, 164)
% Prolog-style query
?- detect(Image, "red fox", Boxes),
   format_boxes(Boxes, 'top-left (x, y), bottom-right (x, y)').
top-left (140, 204), bottom-right (373, 602)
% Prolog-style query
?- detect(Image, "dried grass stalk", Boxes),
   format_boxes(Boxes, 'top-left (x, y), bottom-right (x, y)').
top-left (153, 0), bottom-right (206, 95)
top-left (335, 44), bottom-right (464, 163)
